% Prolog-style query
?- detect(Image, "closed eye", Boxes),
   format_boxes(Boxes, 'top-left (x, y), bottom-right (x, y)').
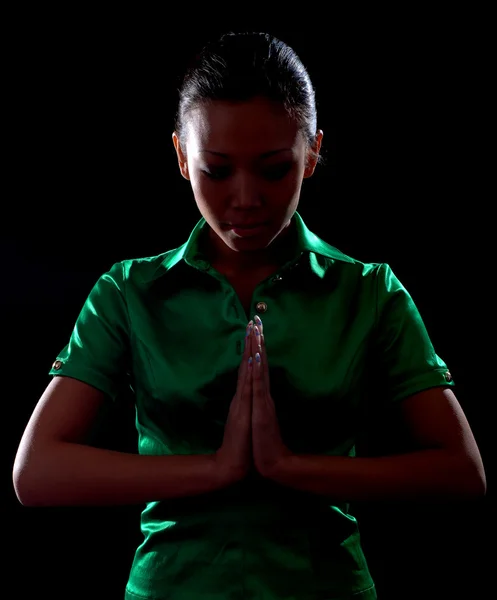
top-left (262, 163), bottom-right (292, 181)
top-left (201, 163), bottom-right (293, 182)
top-left (201, 167), bottom-right (231, 181)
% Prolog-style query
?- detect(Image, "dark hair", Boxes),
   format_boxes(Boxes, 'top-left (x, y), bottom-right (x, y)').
top-left (174, 31), bottom-right (324, 165)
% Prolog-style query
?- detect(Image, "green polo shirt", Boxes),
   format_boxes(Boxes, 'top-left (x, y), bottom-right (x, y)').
top-left (49, 211), bottom-right (454, 599)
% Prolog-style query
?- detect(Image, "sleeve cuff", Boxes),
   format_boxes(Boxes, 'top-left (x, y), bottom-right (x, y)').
top-left (49, 358), bottom-right (120, 401)
top-left (390, 367), bottom-right (455, 403)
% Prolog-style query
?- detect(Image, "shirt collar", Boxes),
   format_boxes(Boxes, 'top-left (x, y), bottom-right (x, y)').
top-left (150, 211), bottom-right (355, 281)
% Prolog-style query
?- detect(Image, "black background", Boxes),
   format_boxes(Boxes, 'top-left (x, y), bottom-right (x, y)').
top-left (4, 11), bottom-right (493, 600)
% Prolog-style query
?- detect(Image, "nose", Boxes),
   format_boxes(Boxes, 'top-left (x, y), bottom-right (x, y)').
top-left (230, 172), bottom-right (263, 208)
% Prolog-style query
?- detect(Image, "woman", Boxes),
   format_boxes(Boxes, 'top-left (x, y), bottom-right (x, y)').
top-left (13, 31), bottom-right (486, 599)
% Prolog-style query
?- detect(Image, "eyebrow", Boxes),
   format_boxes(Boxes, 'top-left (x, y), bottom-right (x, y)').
top-left (199, 148), bottom-right (292, 158)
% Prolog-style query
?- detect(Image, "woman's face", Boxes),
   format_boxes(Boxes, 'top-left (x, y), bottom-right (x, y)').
top-left (172, 96), bottom-right (322, 265)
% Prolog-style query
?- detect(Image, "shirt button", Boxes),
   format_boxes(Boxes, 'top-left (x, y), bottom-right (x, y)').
top-left (444, 371), bottom-right (452, 382)
top-left (255, 301), bottom-right (268, 313)
top-left (52, 360), bottom-right (63, 370)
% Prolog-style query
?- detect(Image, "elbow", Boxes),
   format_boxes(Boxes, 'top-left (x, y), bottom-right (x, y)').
top-left (471, 469), bottom-right (487, 498)
top-left (457, 453), bottom-right (487, 499)
top-left (12, 466), bottom-right (31, 506)
top-left (12, 461), bottom-right (45, 507)
top-left (466, 475), bottom-right (486, 500)
top-left (469, 453), bottom-right (487, 498)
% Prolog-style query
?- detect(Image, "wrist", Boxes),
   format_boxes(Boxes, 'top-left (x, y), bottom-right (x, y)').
top-left (211, 453), bottom-right (246, 487)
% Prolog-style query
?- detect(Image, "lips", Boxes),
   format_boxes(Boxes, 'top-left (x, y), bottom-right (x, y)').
top-left (229, 222), bottom-right (269, 238)
top-left (228, 221), bottom-right (267, 228)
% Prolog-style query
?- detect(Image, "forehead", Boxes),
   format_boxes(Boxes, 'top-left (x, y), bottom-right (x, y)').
top-left (185, 96), bottom-right (303, 157)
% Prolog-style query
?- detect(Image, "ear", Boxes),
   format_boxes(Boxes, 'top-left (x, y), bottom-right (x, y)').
top-left (303, 129), bottom-right (324, 178)
top-left (172, 131), bottom-right (190, 180)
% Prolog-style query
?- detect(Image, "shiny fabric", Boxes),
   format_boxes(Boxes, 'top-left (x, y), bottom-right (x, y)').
top-left (49, 211), bottom-right (454, 599)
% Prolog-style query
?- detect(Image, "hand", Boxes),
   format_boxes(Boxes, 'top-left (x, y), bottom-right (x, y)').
top-left (214, 321), bottom-right (254, 482)
top-left (249, 315), bottom-right (293, 478)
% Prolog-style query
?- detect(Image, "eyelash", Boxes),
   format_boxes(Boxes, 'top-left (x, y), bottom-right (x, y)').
top-left (201, 163), bottom-right (292, 182)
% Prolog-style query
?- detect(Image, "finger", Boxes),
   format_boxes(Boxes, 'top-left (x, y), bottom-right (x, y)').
top-left (245, 320), bottom-right (254, 346)
top-left (237, 320), bottom-right (253, 386)
top-left (253, 324), bottom-right (262, 364)
top-left (254, 314), bottom-right (263, 338)
top-left (243, 328), bottom-right (254, 404)
top-left (243, 339), bottom-right (253, 393)
top-left (260, 323), bottom-right (270, 387)
top-left (252, 325), bottom-right (265, 398)
top-left (253, 315), bottom-right (268, 381)
top-left (253, 319), bottom-right (269, 387)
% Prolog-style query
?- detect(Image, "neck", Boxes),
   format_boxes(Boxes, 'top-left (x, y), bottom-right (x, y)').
top-left (204, 219), bottom-right (297, 276)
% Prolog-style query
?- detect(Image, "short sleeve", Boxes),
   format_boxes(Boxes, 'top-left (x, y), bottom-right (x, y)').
top-left (48, 261), bottom-right (130, 401)
top-left (373, 263), bottom-right (454, 404)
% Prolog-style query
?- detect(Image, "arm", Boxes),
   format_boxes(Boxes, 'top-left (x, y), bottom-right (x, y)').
top-left (266, 387), bottom-right (486, 501)
top-left (13, 376), bottom-right (234, 507)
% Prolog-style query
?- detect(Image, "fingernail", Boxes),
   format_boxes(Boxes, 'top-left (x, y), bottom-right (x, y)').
top-left (254, 315), bottom-right (262, 326)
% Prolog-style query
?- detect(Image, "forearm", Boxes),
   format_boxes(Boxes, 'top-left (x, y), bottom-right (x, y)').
top-left (267, 449), bottom-right (485, 501)
top-left (13, 442), bottom-right (231, 507)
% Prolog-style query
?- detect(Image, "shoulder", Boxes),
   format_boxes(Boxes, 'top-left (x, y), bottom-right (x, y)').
top-left (104, 247), bottom-right (183, 289)
top-left (307, 230), bottom-right (385, 281)
top-left (306, 236), bottom-right (410, 315)
top-left (312, 240), bottom-right (387, 289)
top-left (332, 258), bottom-right (405, 297)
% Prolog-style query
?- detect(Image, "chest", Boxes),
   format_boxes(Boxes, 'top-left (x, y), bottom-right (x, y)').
top-left (129, 277), bottom-right (376, 453)
top-left (230, 280), bottom-right (257, 319)
top-left (223, 270), bottom-right (277, 320)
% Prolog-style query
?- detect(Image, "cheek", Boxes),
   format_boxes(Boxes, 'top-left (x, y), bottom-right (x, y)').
top-left (277, 170), bottom-right (304, 201)
top-left (190, 172), bottom-right (212, 199)
top-left (193, 180), bottom-right (221, 207)
top-left (190, 177), bottom-right (224, 220)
